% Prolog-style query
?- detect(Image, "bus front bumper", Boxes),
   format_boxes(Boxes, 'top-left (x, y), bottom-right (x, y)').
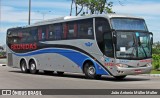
top-left (113, 65), bottom-right (152, 76)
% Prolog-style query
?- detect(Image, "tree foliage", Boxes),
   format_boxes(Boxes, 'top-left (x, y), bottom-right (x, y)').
top-left (152, 41), bottom-right (160, 54)
top-left (152, 42), bottom-right (160, 70)
top-left (152, 54), bottom-right (160, 70)
top-left (70, 0), bottom-right (113, 16)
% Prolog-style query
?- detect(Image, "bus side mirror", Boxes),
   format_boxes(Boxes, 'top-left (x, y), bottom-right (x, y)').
top-left (151, 37), bottom-right (153, 45)
top-left (137, 36), bottom-right (141, 46)
top-left (112, 30), bottom-right (117, 44)
top-left (113, 35), bottom-right (117, 44)
top-left (149, 32), bottom-right (153, 45)
top-left (135, 32), bottom-right (141, 46)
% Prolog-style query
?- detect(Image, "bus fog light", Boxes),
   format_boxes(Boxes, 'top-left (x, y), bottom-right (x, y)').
top-left (117, 70), bottom-right (124, 74)
top-left (146, 64), bottom-right (151, 67)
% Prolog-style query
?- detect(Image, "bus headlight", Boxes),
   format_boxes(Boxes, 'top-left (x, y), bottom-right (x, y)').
top-left (146, 63), bottom-right (152, 67)
top-left (116, 64), bottom-right (128, 68)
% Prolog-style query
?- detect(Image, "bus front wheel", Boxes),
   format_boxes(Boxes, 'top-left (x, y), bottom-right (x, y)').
top-left (84, 62), bottom-right (101, 79)
top-left (20, 60), bottom-right (29, 73)
top-left (29, 60), bottom-right (38, 74)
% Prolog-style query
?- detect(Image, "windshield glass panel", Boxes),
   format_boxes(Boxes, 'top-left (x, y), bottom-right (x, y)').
top-left (111, 18), bottom-right (147, 31)
top-left (138, 33), bottom-right (152, 58)
top-left (116, 32), bottom-right (152, 59)
top-left (116, 32), bottom-right (136, 58)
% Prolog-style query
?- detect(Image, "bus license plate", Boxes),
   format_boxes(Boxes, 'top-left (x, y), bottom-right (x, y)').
top-left (135, 69), bottom-right (142, 73)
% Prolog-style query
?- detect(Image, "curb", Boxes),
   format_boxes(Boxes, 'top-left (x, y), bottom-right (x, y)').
top-left (141, 74), bottom-right (160, 77)
top-left (149, 74), bottom-right (160, 77)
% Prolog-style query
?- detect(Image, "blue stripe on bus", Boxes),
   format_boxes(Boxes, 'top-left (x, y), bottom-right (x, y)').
top-left (12, 48), bottom-right (109, 75)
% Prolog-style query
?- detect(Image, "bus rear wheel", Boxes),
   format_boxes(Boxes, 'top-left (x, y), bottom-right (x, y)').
top-left (29, 60), bottom-right (38, 74)
top-left (114, 75), bottom-right (126, 80)
top-left (20, 60), bottom-right (29, 73)
top-left (84, 62), bottom-right (100, 79)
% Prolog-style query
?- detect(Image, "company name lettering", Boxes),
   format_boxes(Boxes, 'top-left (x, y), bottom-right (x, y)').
top-left (11, 43), bottom-right (37, 50)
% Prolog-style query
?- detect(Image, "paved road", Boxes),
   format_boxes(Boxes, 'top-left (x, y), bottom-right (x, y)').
top-left (0, 64), bottom-right (160, 98)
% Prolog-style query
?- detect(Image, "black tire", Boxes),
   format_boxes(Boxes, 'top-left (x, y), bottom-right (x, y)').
top-left (95, 74), bottom-right (102, 79)
top-left (84, 62), bottom-right (98, 79)
top-left (114, 75), bottom-right (126, 80)
top-left (57, 71), bottom-right (64, 75)
top-left (29, 60), bottom-right (38, 74)
top-left (20, 60), bottom-right (29, 73)
top-left (44, 71), bottom-right (54, 75)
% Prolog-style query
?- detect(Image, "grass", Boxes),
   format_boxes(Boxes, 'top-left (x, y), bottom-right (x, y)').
top-left (150, 70), bottom-right (160, 74)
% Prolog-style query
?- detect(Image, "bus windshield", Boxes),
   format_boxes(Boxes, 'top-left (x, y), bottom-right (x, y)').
top-left (116, 32), bottom-right (152, 59)
top-left (111, 18), bottom-right (147, 31)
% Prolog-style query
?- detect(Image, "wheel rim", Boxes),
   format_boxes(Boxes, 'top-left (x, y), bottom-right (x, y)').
top-left (88, 66), bottom-right (95, 75)
top-left (30, 63), bottom-right (36, 70)
top-left (21, 63), bottom-right (26, 71)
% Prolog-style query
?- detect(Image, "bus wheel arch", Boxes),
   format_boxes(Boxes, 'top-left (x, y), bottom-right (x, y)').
top-left (82, 60), bottom-right (101, 79)
top-left (28, 59), bottom-right (38, 74)
top-left (20, 58), bottom-right (29, 73)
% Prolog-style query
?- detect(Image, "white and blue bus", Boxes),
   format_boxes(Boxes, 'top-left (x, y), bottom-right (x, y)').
top-left (6, 14), bottom-right (153, 79)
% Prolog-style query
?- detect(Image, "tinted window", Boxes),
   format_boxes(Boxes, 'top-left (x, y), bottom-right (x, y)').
top-left (21, 29), bottom-right (30, 43)
top-left (28, 28), bottom-right (38, 42)
top-left (95, 18), bottom-right (110, 42)
top-left (77, 19), bottom-right (94, 39)
top-left (54, 24), bottom-right (63, 40)
top-left (7, 30), bottom-right (20, 44)
top-left (68, 22), bottom-right (76, 38)
top-left (38, 26), bottom-right (49, 41)
top-left (62, 22), bottom-right (78, 39)
top-left (48, 25), bottom-right (55, 40)
top-left (95, 18), bottom-right (113, 57)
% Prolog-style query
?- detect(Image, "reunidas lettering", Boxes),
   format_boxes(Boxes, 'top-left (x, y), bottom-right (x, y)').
top-left (11, 43), bottom-right (37, 50)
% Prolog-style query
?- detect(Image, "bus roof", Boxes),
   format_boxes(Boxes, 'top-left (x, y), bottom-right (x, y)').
top-left (8, 14), bottom-right (144, 30)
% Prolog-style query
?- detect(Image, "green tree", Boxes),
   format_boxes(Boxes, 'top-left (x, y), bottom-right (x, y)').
top-left (70, 0), bottom-right (113, 16)
top-left (152, 41), bottom-right (160, 54)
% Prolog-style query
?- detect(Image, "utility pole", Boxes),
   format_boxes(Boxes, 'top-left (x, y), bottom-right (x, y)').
top-left (28, 0), bottom-right (31, 25)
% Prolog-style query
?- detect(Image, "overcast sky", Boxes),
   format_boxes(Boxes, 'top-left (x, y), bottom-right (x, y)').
top-left (0, 0), bottom-right (160, 45)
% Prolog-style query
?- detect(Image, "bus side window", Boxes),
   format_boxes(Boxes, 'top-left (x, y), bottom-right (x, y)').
top-left (63, 22), bottom-right (78, 39)
top-left (38, 26), bottom-right (48, 41)
top-left (48, 25), bottom-right (55, 40)
top-left (8, 30), bottom-right (22, 44)
top-left (68, 22), bottom-right (75, 39)
top-left (95, 18), bottom-right (110, 42)
top-left (38, 28), bottom-right (42, 40)
top-left (77, 19), bottom-right (93, 39)
top-left (42, 27), bottom-right (46, 40)
top-left (54, 24), bottom-right (63, 40)
top-left (95, 17), bottom-right (113, 57)
top-left (26, 28), bottom-right (38, 42)
top-left (21, 29), bottom-right (27, 43)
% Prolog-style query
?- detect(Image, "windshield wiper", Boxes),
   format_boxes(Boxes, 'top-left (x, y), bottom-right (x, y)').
top-left (139, 44), bottom-right (147, 58)
top-left (129, 33), bottom-right (137, 59)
